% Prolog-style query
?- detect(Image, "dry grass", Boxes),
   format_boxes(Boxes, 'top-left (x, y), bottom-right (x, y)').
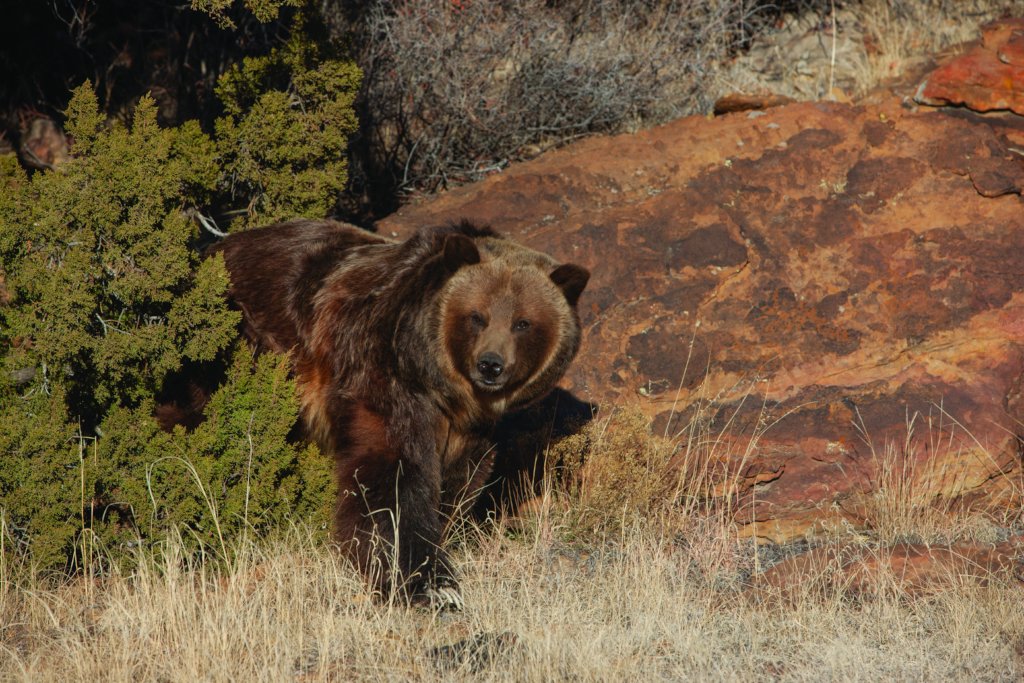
top-left (715, 0), bottom-right (1021, 102)
top-left (852, 405), bottom-right (1019, 547)
top-left (3, 405), bottom-right (1022, 681)
top-left (344, 0), bottom-right (773, 199)
top-left (2, 518), bottom-right (1021, 681)
top-left (342, 0), bottom-right (1019, 209)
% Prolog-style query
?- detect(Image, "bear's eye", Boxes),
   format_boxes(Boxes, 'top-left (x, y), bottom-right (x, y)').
top-left (513, 319), bottom-right (531, 332)
top-left (470, 312), bottom-right (487, 328)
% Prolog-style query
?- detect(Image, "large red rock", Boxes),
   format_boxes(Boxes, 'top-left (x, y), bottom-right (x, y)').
top-left (380, 96), bottom-right (1024, 544)
top-left (916, 19), bottom-right (1024, 115)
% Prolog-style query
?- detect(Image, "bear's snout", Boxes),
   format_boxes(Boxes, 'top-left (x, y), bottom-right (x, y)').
top-left (476, 352), bottom-right (505, 382)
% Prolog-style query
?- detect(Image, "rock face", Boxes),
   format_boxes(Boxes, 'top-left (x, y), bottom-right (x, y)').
top-left (916, 19), bottom-right (1024, 115)
top-left (380, 94), bottom-right (1024, 544)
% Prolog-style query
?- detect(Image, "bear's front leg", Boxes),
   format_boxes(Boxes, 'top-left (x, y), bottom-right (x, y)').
top-left (332, 402), bottom-right (459, 607)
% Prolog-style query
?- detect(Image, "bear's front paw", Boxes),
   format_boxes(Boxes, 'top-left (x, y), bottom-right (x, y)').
top-left (411, 576), bottom-right (464, 612)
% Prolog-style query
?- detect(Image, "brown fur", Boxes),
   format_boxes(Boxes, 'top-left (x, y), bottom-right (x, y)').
top-left (209, 219), bottom-right (589, 601)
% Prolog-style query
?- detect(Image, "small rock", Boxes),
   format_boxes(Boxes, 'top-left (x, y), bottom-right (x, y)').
top-left (968, 156), bottom-right (1024, 197)
top-left (292, 645), bottom-right (319, 677)
top-left (916, 19), bottom-right (1024, 114)
top-left (19, 118), bottom-right (70, 170)
top-left (998, 30), bottom-right (1024, 66)
top-left (713, 92), bottom-right (795, 116)
top-left (428, 631), bottom-right (520, 673)
top-left (9, 367), bottom-right (35, 386)
top-left (0, 271), bottom-right (11, 306)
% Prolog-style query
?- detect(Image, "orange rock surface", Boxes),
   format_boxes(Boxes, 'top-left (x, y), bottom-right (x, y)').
top-left (381, 93), bottom-right (1024, 544)
top-left (916, 19), bottom-right (1024, 114)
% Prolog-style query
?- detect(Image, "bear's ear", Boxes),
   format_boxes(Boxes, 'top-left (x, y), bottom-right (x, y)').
top-left (550, 263), bottom-right (590, 307)
top-left (442, 234), bottom-right (481, 272)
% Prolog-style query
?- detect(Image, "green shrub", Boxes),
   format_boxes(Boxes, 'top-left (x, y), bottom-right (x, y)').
top-left (215, 11), bottom-right (361, 228)
top-left (192, 0), bottom-right (302, 27)
top-left (1, 89), bottom-right (229, 419)
top-left (92, 350), bottom-right (332, 561)
top-left (0, 9), bottom-right (355, 570)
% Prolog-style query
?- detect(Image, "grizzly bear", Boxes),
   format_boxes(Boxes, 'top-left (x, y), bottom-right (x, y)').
top-left (209, 219), bottom-right (589, 606)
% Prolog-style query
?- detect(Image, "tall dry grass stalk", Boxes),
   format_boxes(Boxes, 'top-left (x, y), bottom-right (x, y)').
top-left (852, 405), bottom-right (1022, 546)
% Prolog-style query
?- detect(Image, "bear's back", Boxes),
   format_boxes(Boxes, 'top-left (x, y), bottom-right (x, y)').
top-left (211, 220), bottom-right (390, 354)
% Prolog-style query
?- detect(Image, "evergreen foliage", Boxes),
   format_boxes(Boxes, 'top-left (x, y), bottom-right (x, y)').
top-left (0, 8), bottom-right (353, 570)
top-left (192, 0), bottom-right (301, 27)
top-left (215, 12), bottom-right (361, 228)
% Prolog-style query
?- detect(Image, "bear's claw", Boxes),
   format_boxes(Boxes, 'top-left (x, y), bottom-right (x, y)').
top-left (418, 585), bottom-right (464, 612)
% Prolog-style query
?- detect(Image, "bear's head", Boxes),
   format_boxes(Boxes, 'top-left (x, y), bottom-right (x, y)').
top-left (435, 233), bottom-right (590, 416)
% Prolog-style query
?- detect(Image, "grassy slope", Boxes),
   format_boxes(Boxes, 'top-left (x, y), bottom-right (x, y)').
top-left (2, 518), bottom-right (1021, 681)
top-left (3, 404), bottom-right (1022, 681)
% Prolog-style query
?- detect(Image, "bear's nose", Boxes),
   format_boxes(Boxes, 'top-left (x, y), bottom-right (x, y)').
top-left (476, 352), bottom-right (504, 379)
